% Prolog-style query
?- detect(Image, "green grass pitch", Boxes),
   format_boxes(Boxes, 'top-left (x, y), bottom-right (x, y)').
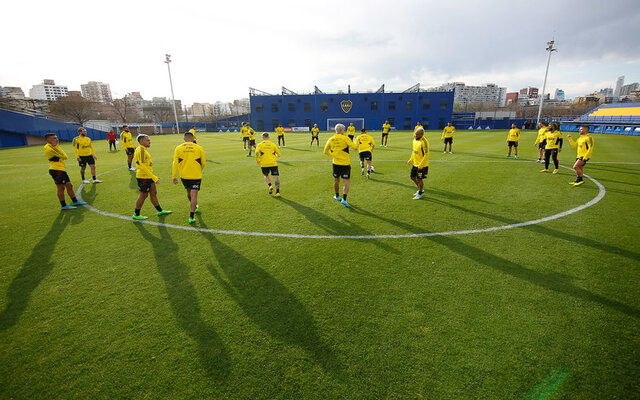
top-left (0, 129), bottom-right (639, 399)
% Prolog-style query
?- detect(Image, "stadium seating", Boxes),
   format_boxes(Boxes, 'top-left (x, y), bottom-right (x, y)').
top-left (562, 102), bottom-right (640, 135)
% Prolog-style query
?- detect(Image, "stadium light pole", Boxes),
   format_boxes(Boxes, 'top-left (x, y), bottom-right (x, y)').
top-left (536, 40), bottom-right (557, 125)
top-left (165, 54), bottom-right (181, 134)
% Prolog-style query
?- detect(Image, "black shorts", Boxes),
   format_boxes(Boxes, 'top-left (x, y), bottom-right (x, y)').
top-left (181, 178), bottom-right (201, 191)
top-left (410, 166), bottom-right (428, 179)
top-left (508, 141), bottom-right (518, 147)
top-left (49, 169), bottom-right (70, 185)
top-left (249, 139), bottom-right (256, 146)
top-left (137, 178), bottom-right (154, 193)
top-left (545, 148), bottom-right (559, 158)
top-left (333, 164), bottom-right (351, 179)
top-left (78, 155), bottom-right (95, 167)
top-left (348, 135), bottom-right (354, 140)
top-left (243, 137), bottom-right (249, 142)
top-left (359, 151), bottom-right (372, 161)
top-left (126, 148), bottom-right (135, 155)
top-left (382, 132), bottom-right (389, 136)
top-left (538, 141), bottom-right (546, 149)
top-left (444, 137), bottom-right (453, 144)
top-left (576, 157), bottom-right (588, 165)
top-left (261, 166), bottom-right (279, 176)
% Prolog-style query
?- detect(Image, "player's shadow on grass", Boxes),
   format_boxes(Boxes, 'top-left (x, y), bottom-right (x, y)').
top-left (369, 177), bottom-right (415, 191)
top-left (452, 150), bottom-right (509, 160)
top-left (428, 188), bottom-right (494, 204)
top-left (197, 219), bottom-right (342, 374)
top-left (0, 212), bottom-right (73, 331)
top-left (587, 164), bottom-right (640, 176)
top-left (128, 171), bottom-right (137, 190)
top-left (425, 199), bottom-right (640, 319)
top-left (282, 147), bottom-right (310, 152)
top-left (134, 223), bottom-right (230, 380)
top-left (279, 198), bottom-right (398, 254)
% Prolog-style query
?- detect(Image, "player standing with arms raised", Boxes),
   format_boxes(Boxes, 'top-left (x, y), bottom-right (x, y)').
top-left (256, 132), bottom-right (282, 197)
top-left (381, 120), bottom-right (391, 147)
top-left (120, 125), bottom-right (136, 170)
top-left (310, 123), bottom-right (320, 147)
top-left (132, 134), bottom-right (172, 220)
top-left (324, 123), bottom-right (357, 207)
top-left (408, 127), bottom-right (430, 200)
top-left (441, 122), bottom-right (455, 154)
top-left (43, 133), bottom-right (86, 209)
top-left (354, 128), bottom-right (375, 178)
top-left (506, 123), bottom-right (521, 158)
top-left (172, 132), bottom-right (206, 223)
top-left (567, 125), bottom-right (594, 186)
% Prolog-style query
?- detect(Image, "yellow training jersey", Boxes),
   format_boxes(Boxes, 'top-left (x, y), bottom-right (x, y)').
top-left (172, 142), bottom-right (206, 180)
top-left (414, 124), bottom-right (423, 132)
top-left (441, 126), bottom-right (455, 139)
top-left (324, 134), bottom-right (357, 166)
top-left (71, 136), bottom-right (95, 157)
top-left (134, 145), bottom-right (158, 182)
top-left (241, 126), bottom-right (249, 137)
top-left (276, 127), bottom-right (285, 137)
top-left (507, 128), bottom-right (521, 141)
top-left (347, 126), bottom-right (356, 136)
top-left (568, 134), bottom-right (594, 160)
top-left (188, 128), bottom-right (198, 142)
top-left (44, 144), bottom-right (68, 171)
top-left (255, 140), bottom-right (281, 168)
top-left (409, 137), bottom-right (430, 168)
top-left (382, 123), bottom-right (391, 134)
top-left (534, 127), bottom-right (548, 145)
top-left (248, 127), bottom-right (256, 140)
top-left (120, 131), bottom-right (135, 149)
top-left (544, 130), bottom-right (563, 149)
top-left (311, 127), bottom-right (319, 137)
top-left (355, 133), bottom-right (375, 153)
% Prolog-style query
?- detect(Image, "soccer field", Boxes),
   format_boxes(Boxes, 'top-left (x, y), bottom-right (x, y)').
top-left (1, 129), bottom-right (639, 399)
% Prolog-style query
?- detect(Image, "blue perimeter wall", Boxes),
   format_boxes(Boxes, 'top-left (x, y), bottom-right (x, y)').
top-left (249, 91), bottom-right (455, 131)
top-left (0, 109), bottom-right (107, 148)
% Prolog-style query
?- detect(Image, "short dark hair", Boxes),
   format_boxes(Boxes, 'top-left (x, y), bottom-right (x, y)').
top-left (184, 132), bottom-right (194, 139)
top-left (540, 121), bottom-right (548, 126)
top-left (44, 133), bottom-right (56, 139)
top-left (361, 128), bottom-right (366, 133)
top-left (581, 125), bottom-right (590, 131)
top-left (549, 122), bottom-right (559, 130)
top-left (262, 132), bottom-right (270, 139)
top-left (123, 125), bottom-right (128, 128)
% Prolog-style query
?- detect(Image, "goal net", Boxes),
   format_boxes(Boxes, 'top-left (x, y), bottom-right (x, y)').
top-left (327, 118), bottom-right (365, 132)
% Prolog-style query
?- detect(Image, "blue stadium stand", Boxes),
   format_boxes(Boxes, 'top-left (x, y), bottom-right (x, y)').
top-left (561, 102), bottom-right (640, 135)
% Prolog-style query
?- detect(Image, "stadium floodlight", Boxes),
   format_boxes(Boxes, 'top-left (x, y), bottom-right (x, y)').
top-left (164, 54), bottom-right (181, 134)
top-left (536, 40), bottom-right (557, 125)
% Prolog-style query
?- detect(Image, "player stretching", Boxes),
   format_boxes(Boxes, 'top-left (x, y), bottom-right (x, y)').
top-left (72, 128), bottom-right (102, 184)
top-left (246, 124), bottom-right (257, 156)
top-left (132, 134), bottom-right (172, 220)
top-left (172, 132), bottom-right (206, 223)
top-left (120, 125), bottom-right (136, 170)
top-left (408, 127), bottom-right (430, 200)
top-left (540, 122), bottom-right (562, 174)
top-left (534, 121), bottom-right (548, 163)
top-left (354, 128), bottom-right (375, 178)
top-left (567, 125), bottom-right (594, 186)
top-left (44, 133), bottom-right (87, 209)
top-left (347, 122), bottom-right (356, 141)
top-left (381, 120), bottom-right (391, 147)
top-left (310, 123), bottom-right (320, 147)
top-left (276, 124), bottom-right (285, 147)
top-left (506, 123), bottom-right (521, 157)
top-left (441, 122), bottom-right (455, 153)
top-left (324, 123), bottom-right (357, 207)
top-left (256, 132), bottom-right (282, 197)
top-left (241, 122), bottom-right (249, 150)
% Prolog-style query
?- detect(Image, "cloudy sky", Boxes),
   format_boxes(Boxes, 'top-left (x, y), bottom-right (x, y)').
top-left (2, 0), bottom-right (639, 104)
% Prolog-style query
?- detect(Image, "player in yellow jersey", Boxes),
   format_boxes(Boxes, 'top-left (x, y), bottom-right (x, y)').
top-left (567, 125), bottom-right (594, 186)
top-left (310, 123), bottom-right (320, 147)
top-left (120, 125), bottom-right (136, 170)
top-left (256, 132), bottom-right (282, 197)
top-left (172, 132), bottom-right (206, 223)
top-left (540, 122), bottom-right (563, 174)
top-left (534, 121), bottom-right (548, 163)
top-left (246, 124), bottom-right (257, 156)
top-left (188, 126), bottom-right (198, 144)
top-left (506, 123), bottom-right (521, 158)
top-left (354, 128), bottom-right (375, 178)
top-left (43, 133), bottom-right (87, 209)
top-left (441, 122), bottom-right (455, 154)
top-left (240, 122), bottom-right (249, 150)
top-left (324, 123), bottom-right (357, 207)
top-left (381, 120), bottom-right (391, 147)
top-left (132, 134), bottom-right (172, 220)
top-left (72, 127), bottom-right (102, 184)
top-left (408, 127), bottom-right (430, 199)
top-left (347, 122), bottom-right (356, 141)
top-left (275, 124), bottom-right (286, 147)
top-left (414, 121), bottom-right (423, 132)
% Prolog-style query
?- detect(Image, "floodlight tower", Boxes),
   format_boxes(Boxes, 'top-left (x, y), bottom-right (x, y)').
top-left (536, 40), bottom-right (557, 125)
top-left (165, 54), bottom-right (181, 134)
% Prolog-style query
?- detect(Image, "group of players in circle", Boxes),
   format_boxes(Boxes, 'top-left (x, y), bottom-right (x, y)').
top-left (42, 119), bottom-right (594, 221)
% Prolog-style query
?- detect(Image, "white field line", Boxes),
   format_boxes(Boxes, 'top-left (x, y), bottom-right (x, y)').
top-left (76, 163), bottom-right (606, 239)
